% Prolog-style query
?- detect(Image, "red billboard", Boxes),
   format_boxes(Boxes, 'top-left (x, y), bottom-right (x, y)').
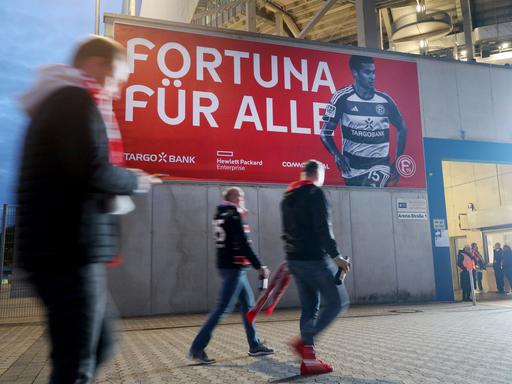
top-left (113, 22), bottom-right (425, 188)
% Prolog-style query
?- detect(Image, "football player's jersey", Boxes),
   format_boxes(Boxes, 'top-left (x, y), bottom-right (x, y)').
top-left (322, 85), bottom-right (402, 180)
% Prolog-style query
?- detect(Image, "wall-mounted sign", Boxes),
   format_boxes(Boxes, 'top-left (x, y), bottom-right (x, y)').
top-left (434, 229), bottom-right (449, 247)
top-left (114, 22), bottom-right (425, 188)
top-left (396, 198), bottom-right (427, 219)
top-left (433, 218), bottom-right (446, 230)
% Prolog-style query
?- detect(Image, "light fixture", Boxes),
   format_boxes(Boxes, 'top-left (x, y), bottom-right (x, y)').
top-left (419, 40), bottom-right (427, 48)
top-left (415, 0), bottom-right (425, 13)
top-left (501, 42), bottom-right (510, 49)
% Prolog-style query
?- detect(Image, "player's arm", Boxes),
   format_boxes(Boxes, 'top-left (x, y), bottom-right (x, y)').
top-left (320, 103), bottom-right (350, 174)
top-left (392, 113), bottom-right (407, 159)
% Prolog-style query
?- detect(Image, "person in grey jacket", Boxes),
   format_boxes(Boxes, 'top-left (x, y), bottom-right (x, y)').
top-left (16, 36), bottom-right (159, 384)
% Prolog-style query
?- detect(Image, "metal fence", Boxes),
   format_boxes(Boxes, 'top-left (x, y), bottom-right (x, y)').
top-left (0, 204), bottom-right (45, 321)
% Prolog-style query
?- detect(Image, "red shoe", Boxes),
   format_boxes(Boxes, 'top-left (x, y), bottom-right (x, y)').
top-left (289, 338), bottom-right (316, 359)
top-left (300, 358), bottom-right (333, 375)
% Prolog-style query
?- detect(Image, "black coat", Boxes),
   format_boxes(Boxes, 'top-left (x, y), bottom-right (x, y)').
top-left (16, 86), bottom-right (138, 271)
top-left (214, 204), bottom-right (262, 270)
top-left (494, 249), bottom-right (503, 270)
top-left (503, 248), bottom-right (512, 273)
top-left (281, 182), bottom-right (340, 260)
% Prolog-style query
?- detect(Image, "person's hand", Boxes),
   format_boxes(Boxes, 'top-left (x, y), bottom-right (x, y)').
top-left (259, 266), bottom-right (270, 279)
top-left (334, 154), bottom-right (350, 174)
top-left (131, 169), bottom-right (162, 192)
top-left (239, 207), bottom-right (249, 220)
top-left (334, 256), bottom-right (351, 274)
top-left (389, 164), bottom-right (400, 186)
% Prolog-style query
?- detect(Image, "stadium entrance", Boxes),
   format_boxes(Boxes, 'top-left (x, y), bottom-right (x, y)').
top-left (442, 160), bottom-right (512, 301)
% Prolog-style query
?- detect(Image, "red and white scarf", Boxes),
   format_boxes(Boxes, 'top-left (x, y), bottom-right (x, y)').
top-left (80, 73), bottom-right (125, 166)
top-left (80, 73), bottom-right (126, 267)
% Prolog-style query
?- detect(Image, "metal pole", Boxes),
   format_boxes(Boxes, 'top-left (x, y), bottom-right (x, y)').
top-left (246, 0), bottom-right (257, 32)
top-left (122, 0), bottom-right (135, 16)
top-left (0, 204), bottom-right (8, 285)
top-left (469, 268), bottom-right (476, 306)
top-left (459, 0), bottom-right (474, 61)
top-left (297, 0), bottom-right (337, 39)
top-left (355, 0), bottom-right (379, 49)
top-left (275, 12), bottom-right (284, 36)
top-left (95, 0), bottom-right (101, 35)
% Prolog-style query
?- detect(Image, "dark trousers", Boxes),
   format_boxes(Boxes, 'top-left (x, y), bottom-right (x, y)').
top-left (288, 258), bottom-right (350, 345)
top-left (504, 268), bottom-right (512, 292)
top-left (191, 268), bottom-right (260, 352)
top-left (494, 268), bottom-right (505, 293)
top-left (29, 264), bottom-right (115, 384)
top-left (460, 270), bottom-right (471, 300)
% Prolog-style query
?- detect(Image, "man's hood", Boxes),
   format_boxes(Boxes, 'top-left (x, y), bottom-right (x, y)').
top-left (283, 180), bottom-right (316, 208)
top-left (286, 179), bottom-right (314, 192)
top-left (20, 64), bottom-right (83, 116)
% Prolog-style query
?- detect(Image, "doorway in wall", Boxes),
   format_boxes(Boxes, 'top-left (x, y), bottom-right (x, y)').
top-left (483, 229), bottom-right (512, 293)
top-left (442, 160), bottom-right (512, 300)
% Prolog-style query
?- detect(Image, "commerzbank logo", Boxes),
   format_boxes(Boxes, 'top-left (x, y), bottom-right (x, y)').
top-left (124, 152), bottom-right (196, 164)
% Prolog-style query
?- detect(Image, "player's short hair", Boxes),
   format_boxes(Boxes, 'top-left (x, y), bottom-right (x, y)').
top-left (302, 160), bottom-right (324, 177)
top-left (72, 35), bottom-right (126, 68)
top-left (222, 186), bottom-right (244, 201)
top-left (349, 55), bottom-right (374, 71)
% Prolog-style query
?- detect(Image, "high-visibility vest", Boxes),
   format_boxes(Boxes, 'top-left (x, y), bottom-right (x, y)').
top-left (462, 253), bottom-right (476, 271)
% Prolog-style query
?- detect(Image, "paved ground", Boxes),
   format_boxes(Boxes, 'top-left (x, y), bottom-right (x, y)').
top-left (1, 300), bottom-right (512, 384)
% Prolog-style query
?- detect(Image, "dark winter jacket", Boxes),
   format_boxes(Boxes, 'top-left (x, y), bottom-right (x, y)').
top-left (494, 248), bottom-right (503, 270)
top-left (281, 180), bottom-right (340, 260)
top-left (16, 77), bottom-right (138, 271)
top-left (214, 203), bottom-right (262, 270)
top-left (503, 247), bottom-right (512, 272)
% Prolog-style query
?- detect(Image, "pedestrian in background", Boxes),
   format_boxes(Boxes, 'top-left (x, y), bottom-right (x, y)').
top-left (493, 243), bottom-right (505, 293)
top-left (471, 243), bottom-right (485, 292)
top-left (16, 36), bottom-right (160, 384)
top-left (502, 244), bottom-right (512, 292)
top-left (189, 187), bottom-right (274, 365)
top-left (457, 246), bottom-right (474, 302)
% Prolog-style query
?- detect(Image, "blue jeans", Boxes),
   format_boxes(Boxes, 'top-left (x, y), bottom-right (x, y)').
top-left (29, 264), bottom-right (114, 384)
top-left (288, 258), bottom-right (350, 346)
top-left (191, 268), bottom-right (261, 352)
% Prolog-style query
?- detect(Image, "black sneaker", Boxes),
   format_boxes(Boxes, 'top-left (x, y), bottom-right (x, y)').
top-left (188, 349), bottom-right (216, 364)
top-left (248, 344), bottom-right (274, 356)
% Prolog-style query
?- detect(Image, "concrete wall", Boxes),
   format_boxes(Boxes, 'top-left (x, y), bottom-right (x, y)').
top-left (418, 60), bottom-right (512, 144)
top-left (109, 183), bottom-right (434, 316)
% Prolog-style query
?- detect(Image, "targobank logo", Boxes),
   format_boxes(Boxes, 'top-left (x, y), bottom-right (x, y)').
top-left (125, 152), bottom-right (196, 164)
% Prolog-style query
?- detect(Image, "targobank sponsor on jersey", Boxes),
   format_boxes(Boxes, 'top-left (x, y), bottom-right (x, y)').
top-left (322, 86), bottom-right (401, 179)
top-left (124, 152), bottom-right (196, 164)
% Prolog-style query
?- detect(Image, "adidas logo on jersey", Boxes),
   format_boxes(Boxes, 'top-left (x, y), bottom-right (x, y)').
top-left (351, 106), bottom-right (359, 112)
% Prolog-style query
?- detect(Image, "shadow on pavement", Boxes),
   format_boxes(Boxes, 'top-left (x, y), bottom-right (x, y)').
top-left (215, 356), bottom-right (401, 383)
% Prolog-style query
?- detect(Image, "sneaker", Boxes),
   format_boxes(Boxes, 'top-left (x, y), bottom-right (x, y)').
top-left (300, 358), bottom-right (333, 375)
top-left (248, 344), bottom-right (274, 356)
top-left (188, 349), bottom-right (216, 365)
top-left (289, 338), bottom-right (316, 360)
